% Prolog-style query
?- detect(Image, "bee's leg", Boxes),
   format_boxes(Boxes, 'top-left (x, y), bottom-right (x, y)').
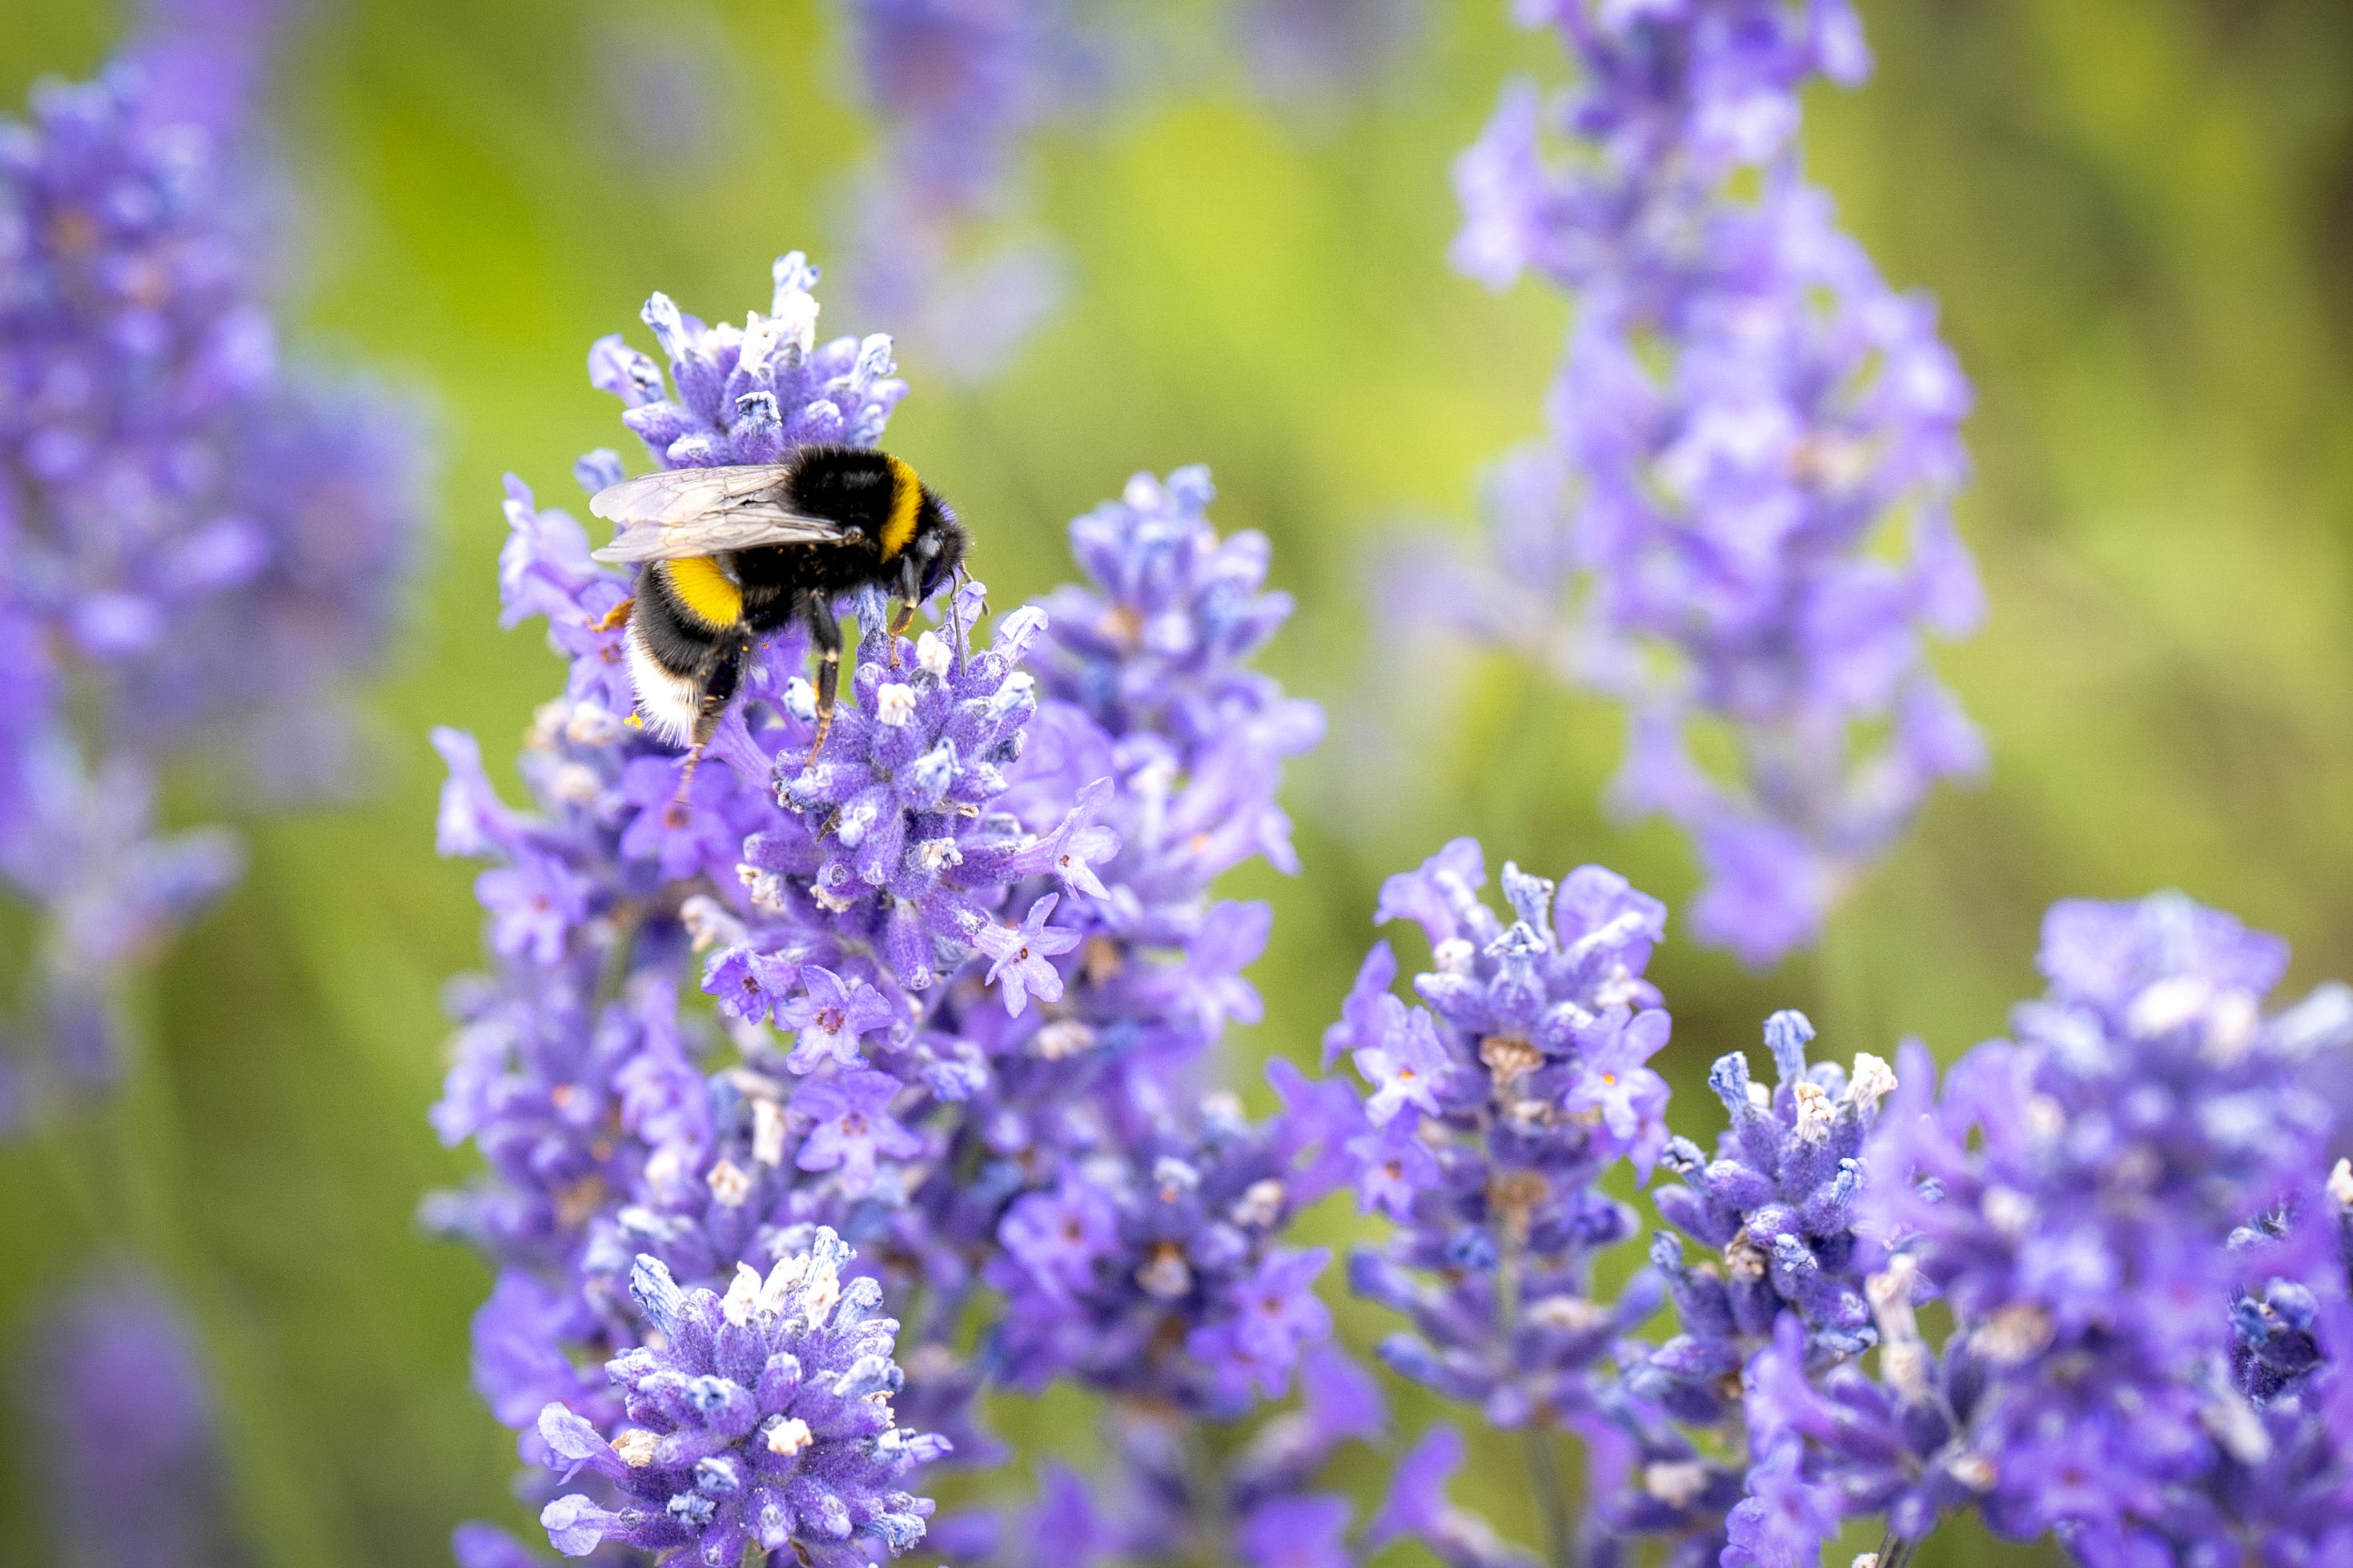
top-left (595, 596), bottom-right (634, 632)
top-left (886, 554), bottom-right (922, 667)
top-left (805, 596), bottom-right (843, 766)
top-left (674, 640), bottom-right (747, 803)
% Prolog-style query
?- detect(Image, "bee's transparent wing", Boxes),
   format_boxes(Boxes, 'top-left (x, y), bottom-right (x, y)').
top-left (588, 465), bottom-right (849, 563)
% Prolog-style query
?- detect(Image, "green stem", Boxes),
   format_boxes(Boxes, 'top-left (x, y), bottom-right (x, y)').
top-left (1498, 1213), bottom-right (1574, 1568)
top-left (1871, 1530), bottom-right (1924, 1568)
top-left (109, 995), bottom-right (351, 1568)
top-left (1178, 1414), bottom-right (1232, 1568)
top-left (1522, 1423), bottom-right (1576, 1568)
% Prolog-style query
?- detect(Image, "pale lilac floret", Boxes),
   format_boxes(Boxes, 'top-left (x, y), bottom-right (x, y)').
top-left (775, 965), bottom-right (897, 1073)
top-left (975, 892), bottom-right (1082, 1016)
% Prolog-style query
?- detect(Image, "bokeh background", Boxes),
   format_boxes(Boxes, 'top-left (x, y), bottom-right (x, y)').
top-left (6, 1), bottom-right (2353, 1563)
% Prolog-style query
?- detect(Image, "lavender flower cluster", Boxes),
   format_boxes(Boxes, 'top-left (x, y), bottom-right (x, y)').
top-left (1311, 854), bottom-right (2353, 1568)
top-left (429, 255), bottom-right (1372, 1565)
top-left (0, 54), bottom-right (428, 1115)
top-left (424, 253), bottom-right (2353, 1568)
top-left (415, 24), bottom-right (2353, 1568)
top-left (1419, 0), bottom-right (1983, 967)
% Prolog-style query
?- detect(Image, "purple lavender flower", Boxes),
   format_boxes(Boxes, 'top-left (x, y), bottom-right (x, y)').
top-left (431, 259), bottom-right (1327, 1559)
top-left (2186, 1166), bottom-right (2353, 1562)
top-left (533, 1227), bottom-right (946, 1562)
top-left (774, 965), bottom-right (896, 1073)
top-left (1328, 840), bottom-right (1672, 1454)
top-left (1648, 1010), bottom-right (1896, 1382)
top-left (1575, 1007), bottom-right (1901, 1564)
top-left (983, 1087), bottom-right (1344, 1416)
top-left (1750, 892), bottom-right (2353, 1562)
top-left (0, 57), bottom-right (427, 1105)
top-left (1235, 1490), bottom-right (1354, 1568)
top-left (596, 251), bottom-right (905, 463)
top-left (23, 1273), bottom-right (246, 1567)
top-left (974, 891), bottom-right (1082, 1014)
top-left (126, 0), bottom-right (292, 141)
top-left (794, 1069), bottom-right (925, 1194)
top-left (1721, 1425), bottom-right (1840, 1568)
top-left (1426, 0), bottom-right (1980, 966)
top-left (1232, 0), bottom-right (1422, 111)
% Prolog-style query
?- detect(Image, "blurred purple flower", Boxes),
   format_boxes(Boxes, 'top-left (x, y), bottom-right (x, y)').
top-left (0, 53), bottom-right (428, 1109)
top-left (1419, 0), bottom-right (1978, 966)
top-left (833, 0), bottom-right (1103, 380)
top-left (24, 1273), bottom-right (246, 1567)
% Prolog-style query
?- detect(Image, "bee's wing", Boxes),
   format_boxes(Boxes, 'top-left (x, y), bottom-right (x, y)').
top-left (588, 465), bottom-right (850, 563)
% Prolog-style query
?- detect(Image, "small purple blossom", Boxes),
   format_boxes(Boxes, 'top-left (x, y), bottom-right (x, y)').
top-left (1352, 1005), bottom-right (1450, 1127)
top-left (617, 754), bottom-right (749, 880)
top-left (975, 892), bottom-right (1081, 1016)
top-left (775, 965), bottom-right (897, 1073)
top-left (1235, 1490), bottom-right (1354, 1568)
top-left (1721, 1433), bottom-right (1840, 1568)
top-left (1191, 1248), bottom-right (1335, 1405)
top-left (794, 1069), bottom-right (926, 1195)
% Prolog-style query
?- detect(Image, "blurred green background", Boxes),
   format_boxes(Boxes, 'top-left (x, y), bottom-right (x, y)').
top-left (6, 0), bottom-right (2353, 1562)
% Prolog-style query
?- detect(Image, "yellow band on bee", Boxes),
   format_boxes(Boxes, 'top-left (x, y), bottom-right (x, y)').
top-left (881, 455), bottom-right (922, 560)
top-left (665, 555), bottom-right (743, 628)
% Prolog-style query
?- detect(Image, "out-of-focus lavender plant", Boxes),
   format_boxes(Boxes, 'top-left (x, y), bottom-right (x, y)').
top-left (1310, 840), bottom-right (2353, 1568)
top-left (126, 0), bottom-right (295, 142)
top-left (19, 1271), bottom-right (247, 1566)
top-left (0, 46), bottom-right (428, 1113)
top-left (1232, 0), bottom-right (1423, 113)
top-left (831, 0), bottom-right (1104, 381)
top-left (1411, 0), bottom-right (1982, 967)
top-left (1794, 894), bottom-right (2353, 1566)
top-left (429, 253), bottom-right (1361, 1562)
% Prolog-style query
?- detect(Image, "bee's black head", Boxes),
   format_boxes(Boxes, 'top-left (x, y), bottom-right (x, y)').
top-left (914, 487), bottom-right (967, 600)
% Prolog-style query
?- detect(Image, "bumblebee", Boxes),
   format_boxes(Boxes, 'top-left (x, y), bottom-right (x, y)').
top-left (588, 446), bottom-right (968, 768)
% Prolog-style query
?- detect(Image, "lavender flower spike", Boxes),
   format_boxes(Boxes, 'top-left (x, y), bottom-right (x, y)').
top-left (536, 1227), bottom-right (946, 1563)
top-left (1424, 0), bottom-right (1982, 966)
top-left (0, 56), bottom-right (428, 1105)
top-left (26, 1273), bottom-right (245, 1566)
top-left (1781, 892), bottom-right (2353, 1561)
top-left (1324, 836), bottom-right (1674, 1568)
top-left (834, 0), bottom-right (1098, 380)
top-left (432, 252), bottom-right (1326, 1561)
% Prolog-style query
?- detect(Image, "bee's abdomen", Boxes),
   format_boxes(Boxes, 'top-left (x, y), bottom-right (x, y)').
top-left (655, 555), bottom-right (744, 629)
top-left (634, 569), bottom-right (728, 673)
top-left (627, 571), bottom-right (724, 744)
